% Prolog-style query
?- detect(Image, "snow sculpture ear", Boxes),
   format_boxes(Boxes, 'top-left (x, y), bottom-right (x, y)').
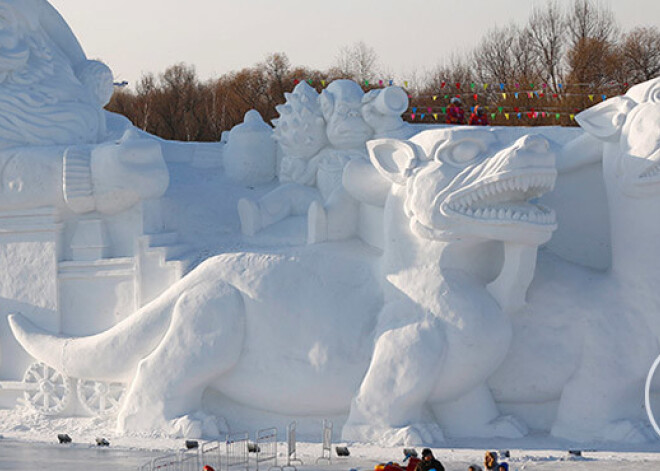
top-left (319, 90), bottom-right (335, 120)
top-left (367, 138), bottom-right (418, 185)
top-left (576, 96), bottom-right (636, 141)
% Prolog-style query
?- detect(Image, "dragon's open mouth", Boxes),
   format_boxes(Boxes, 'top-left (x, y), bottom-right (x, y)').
top-left (444, 172), bottom-right (556, 225)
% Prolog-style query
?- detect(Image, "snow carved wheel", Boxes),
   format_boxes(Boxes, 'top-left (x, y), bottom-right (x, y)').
top-left (77, 380), bottom-right (126, 417)
top-left (22, 362), bottom-right (71, 415)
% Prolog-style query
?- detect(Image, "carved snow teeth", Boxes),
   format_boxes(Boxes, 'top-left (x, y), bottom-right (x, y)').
top-left (446, 172), bottom-right (556, 225)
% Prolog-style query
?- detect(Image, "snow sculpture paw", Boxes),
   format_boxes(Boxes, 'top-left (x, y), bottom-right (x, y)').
top-left (553, 419), bottom-right (658, 444)
top-left (486, 414), bottom-right (528, 439)
top-left (238, 198), bottom-right (261, 236)
top-left (169, 412), bottom-right (228, 439)
top-left (91, 129), bottom-right (169, 214)
top-left (342, 423), bottom-right (444, 446)
top-left (307, 200), bottom-right (327, 244)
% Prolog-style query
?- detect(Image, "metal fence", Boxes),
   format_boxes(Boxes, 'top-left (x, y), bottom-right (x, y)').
top-left (316, 419), bottom-right (332, 464)
top-left (201, 440), bottom-right (222, 470)
top-left (179, 449), bottom-right (200, 471)
top-left (255, 427), bottom-right (281, 471)
top-left (151, 453), bottom-right (180, 471)
top-left (226, 432), bottom-right (249, 471)
top-left (284, 421), bottom-right (303, 470)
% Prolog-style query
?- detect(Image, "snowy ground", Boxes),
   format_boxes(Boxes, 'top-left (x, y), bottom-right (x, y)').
top-left (1, 408), bottom-right (659, 470)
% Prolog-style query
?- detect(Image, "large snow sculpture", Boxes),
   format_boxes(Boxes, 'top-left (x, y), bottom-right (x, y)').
top-left (342, 130), bottom-right (557, 444)
top-left (8, 131), bottom-right (558, 442)
top-left (0, 0), bottom-right (173, 414)
top-left (489, 77), bottom-right (660, 443)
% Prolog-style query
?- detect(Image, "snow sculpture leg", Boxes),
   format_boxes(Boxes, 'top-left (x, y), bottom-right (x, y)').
top-left (342, 300), bottom-right (446, 445)
top-left (307, 187), bottom-right (360, 244)
top-left (117, 279), bottom-right (245, 435)
top-left (239, 183), bottom-right (321, 236)
top-left (551, 304), bottom-right (657, 443)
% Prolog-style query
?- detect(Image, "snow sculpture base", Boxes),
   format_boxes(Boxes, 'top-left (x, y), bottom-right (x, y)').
top-left (0, 209), bottom-right (61, 406)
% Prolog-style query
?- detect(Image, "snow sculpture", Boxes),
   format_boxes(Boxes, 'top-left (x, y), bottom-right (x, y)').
top-left (361, 86), bottom-right (414, 139)
top-left (0, 0), bottom-right (174, 415)
top-left (238, 80), bottom-right (375, 238)
top-left (342, 131), bottom-right (557, 444)
top-left (223, 110), bottom-right (276, 185)
top-left (8, 131), bottom-right (558, 442)
top-left (237, 82), bottom-right (327, 235)
top-left (490, 77), bottom-right (660, 443)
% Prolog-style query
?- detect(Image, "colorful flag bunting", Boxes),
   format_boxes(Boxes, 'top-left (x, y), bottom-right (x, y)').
top-left (503, 93), bottom-right (507, 99)
top-left (498, 107), bottom-right (503, 113)
top-left (321, 80), bottom-right (326, 86)
top-left (294, 79), bottom-right (300, 85)
top-left (556, 113), bottom-right (560, 120)
top-left (491, 113), bottom-right (496, 119)
top-left (470, 83), bottom-right (475, 89)
top-left (602, 94), bottom-right (607, 101)
top-left (427, 107), bottom-right (432, 113)
top-left (411, 113), bottom-right (416, 120)
top-left (389, 80), bottom-right (393, 86)
top-left (473, 94), bottom-right (478, 100)
top-left (421, 114), bottom-right (425, 119)
top-left (505, 113), bottom-right (510, 120)
top-left (441, 107), bottom-right (446, 114)
top-left (441, 82), bottom-right (446, 88)
top-left (433, 113), bottom-right (438, 121)
top-left (484, 84), bottom-right (489, 90)
top-left (456, 83), bottom-right (461, 89)
top-left (514, 92), bottom-right (519, 99)
top-left (433, 95), bottom-right (437, 101)
top-left (412, 107), bottom-right (417, 113)
top-left (500, 83), bottom-right (505, 90)
top-left (589, 95), bottom-right (594, 101)
top-left (404, 81), bottom-right (408, 88)
top-left (570, 114), bottom-right (575, 120)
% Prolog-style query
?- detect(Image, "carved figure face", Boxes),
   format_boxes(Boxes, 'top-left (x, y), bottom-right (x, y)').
top-left (320, 80), bottom-right (373, 150)
top-left (369, 128), bottom-right (558, 246)
top-left (577, 78), bottom-right (660, 198)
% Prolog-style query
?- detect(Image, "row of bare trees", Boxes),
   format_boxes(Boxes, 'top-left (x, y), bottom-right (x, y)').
top-left (107, 0), bottom-right (659, 140)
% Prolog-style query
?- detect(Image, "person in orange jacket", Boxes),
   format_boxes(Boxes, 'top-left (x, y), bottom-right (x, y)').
top-left (469, 105), bottom-right (489, 125)
top-left (446, 97), bottom-right (465, 124)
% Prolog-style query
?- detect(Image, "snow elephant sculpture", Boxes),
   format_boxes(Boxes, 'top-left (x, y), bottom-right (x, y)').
top-left (9, 131), bottom-right (558, 442)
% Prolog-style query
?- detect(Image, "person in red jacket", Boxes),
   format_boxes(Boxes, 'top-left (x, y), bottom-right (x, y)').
top-left (446, 97), bottom-right (465, 124)
top-left (469, 105), bottom-right (489, 125)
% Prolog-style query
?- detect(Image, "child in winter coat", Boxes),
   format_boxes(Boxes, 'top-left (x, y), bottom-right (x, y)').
top-left (446, 97), bottom-right (466, 124)
top-left (469, 105), bottom-right (489, 125)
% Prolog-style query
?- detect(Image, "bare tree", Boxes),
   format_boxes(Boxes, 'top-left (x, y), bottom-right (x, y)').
top-left (527, 1), bottom-right (567, 91)
top-left (333, 41), bottom-right (379, 84)
top-left (472, 24), bottom-right (519, 84)
top-left (622, 26), bottom-right (660, 82)
top-left (567, 0), bottom-right (618, 47)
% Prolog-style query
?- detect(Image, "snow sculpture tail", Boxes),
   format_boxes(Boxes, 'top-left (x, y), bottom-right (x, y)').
top-left (8, 282), bottom-right (182, 382)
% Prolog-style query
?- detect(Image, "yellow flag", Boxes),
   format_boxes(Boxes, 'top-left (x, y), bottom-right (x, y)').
top-left (503, 93), bottom-right (507, 99)
top-left (404, 81), bottom-right (409, 88)
top-left (589, 95), bottom-right (594, 101)
top-left (484, 83), bottom-right (489, 90)
top-left (570, 114), bottom-right (575, 120)
top-left (433, 96), bottom-right (437, 101)
top-left (321, 80), bottom-right (326, 86)
top-left (505, 113), bottom-right (510, 120)
top-left (433, 113), bottom-right (438, 121)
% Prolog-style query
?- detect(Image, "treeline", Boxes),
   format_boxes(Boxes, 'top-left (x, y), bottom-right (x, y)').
top-left (106, 0), bottom-right (660, 140)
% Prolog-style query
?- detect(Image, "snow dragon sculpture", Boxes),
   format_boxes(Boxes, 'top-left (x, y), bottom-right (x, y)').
top-left (8, 130), bottom-right (557, 443)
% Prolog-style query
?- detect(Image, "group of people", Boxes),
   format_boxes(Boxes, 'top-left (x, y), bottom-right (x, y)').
top-left (445, 97), bottom-right (489, 126)
top-left (414, 448), bottom-right (509, 471)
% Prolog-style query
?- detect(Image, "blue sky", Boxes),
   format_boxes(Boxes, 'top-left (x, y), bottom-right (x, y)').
top-left (50, 0), bottom-right (660, 85)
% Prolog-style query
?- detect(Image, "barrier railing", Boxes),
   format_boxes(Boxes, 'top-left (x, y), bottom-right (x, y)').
top-left (283, 421), bottom-right (303, 471)
top-left (179, 448), bottom-right (200, 471)
top-left (201, 440), bottom-right (222, 470)
top-left (152, 453), bottom-right (179, 471)
top-left (226, 432), bottom-right (250, 471)
top-left (316, 419), bottom-right (332, 464)
top-left (255, 427), bottom-right (281, 471)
